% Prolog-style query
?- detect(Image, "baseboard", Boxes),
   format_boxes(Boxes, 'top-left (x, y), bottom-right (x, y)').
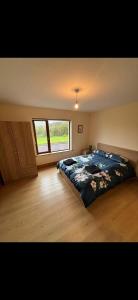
top-left (37, 161), bottom-right (58, 169)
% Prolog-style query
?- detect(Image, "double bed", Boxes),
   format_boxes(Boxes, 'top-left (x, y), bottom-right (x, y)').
top-left (57, 143), bottom-right (138, 207)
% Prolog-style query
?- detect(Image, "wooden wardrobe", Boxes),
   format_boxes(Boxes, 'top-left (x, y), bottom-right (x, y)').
top-left (0, 121), bottom-right (38, 184)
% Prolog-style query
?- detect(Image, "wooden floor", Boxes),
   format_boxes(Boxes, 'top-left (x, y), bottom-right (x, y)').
top-left (0, 166), bottom-right (138, 242)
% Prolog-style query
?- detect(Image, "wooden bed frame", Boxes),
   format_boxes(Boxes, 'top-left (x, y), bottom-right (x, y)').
top-left (59, 168), bottom-right (81, 200)
top-left (58, 143), bottom-right (138, 203)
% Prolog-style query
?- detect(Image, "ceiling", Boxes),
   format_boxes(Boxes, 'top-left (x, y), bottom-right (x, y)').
top-left (0, 58), bottom-right (137, 111)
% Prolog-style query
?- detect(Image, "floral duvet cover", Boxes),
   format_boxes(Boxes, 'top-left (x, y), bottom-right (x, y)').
top-left (57, 150), bottom-right (135, 207)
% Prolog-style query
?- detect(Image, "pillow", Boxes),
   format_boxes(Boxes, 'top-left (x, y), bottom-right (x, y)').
top-left (93, 149), bottom-right (108, 157)
top-left (120, 155), bottom-right (128, 163)
top-left (108, 153), bottom-right (128, 163)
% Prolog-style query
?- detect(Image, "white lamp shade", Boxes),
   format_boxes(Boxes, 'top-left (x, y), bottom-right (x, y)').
top-left (74, 102), bottom-right (79, 109)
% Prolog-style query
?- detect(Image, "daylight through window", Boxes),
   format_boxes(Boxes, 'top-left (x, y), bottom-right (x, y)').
top-left (33, 119), bottom-right (71, 154)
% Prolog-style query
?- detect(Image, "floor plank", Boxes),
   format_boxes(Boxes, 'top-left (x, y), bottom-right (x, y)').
top-left (0, 167), bottom-right (138, 242)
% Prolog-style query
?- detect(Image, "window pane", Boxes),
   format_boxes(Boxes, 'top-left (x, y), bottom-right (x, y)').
top-left (34, 121), bottom-right (48, 153)
top-left (48, 120), bottom-right (70, 152)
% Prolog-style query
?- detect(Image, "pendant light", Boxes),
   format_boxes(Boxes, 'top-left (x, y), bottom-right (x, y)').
top-left (74, 88), bottom-right (80, 109)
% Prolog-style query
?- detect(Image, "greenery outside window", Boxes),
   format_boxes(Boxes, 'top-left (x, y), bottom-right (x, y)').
top-left (32, 119), bottom-right (71, 154)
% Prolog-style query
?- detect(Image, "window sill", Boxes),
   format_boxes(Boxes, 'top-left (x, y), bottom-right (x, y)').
top-left (36, 149), bottom-right (74, 156)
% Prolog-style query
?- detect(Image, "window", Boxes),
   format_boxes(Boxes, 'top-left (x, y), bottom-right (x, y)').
top-left (32, 119), bottom-right (71, 154)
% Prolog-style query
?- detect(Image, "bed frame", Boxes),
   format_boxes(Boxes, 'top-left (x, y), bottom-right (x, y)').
top-left (59, 168), bottom-right (81, 200)
top-left (59, 143), bottom-right (138, 203)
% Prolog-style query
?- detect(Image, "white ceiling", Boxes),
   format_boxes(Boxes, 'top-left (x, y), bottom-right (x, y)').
top-left (0, 58), bottom-right (137, 111)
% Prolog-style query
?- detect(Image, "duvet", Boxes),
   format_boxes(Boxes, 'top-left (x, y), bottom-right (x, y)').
top-left (57, 150), bottom-right (135, 207)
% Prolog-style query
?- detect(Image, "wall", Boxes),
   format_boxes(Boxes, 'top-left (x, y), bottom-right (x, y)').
top-left (0, 103), bottom-right (90, 165)
top-left (89, 101), bottom-right (138, 151)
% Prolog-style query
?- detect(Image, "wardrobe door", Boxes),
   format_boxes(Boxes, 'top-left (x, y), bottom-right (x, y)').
top-left (10, 122), bottom-right (38, 179)
top-left (0, 122), bottom-right (20, 183)
top-left (0, 121), bottom-right (38, 183)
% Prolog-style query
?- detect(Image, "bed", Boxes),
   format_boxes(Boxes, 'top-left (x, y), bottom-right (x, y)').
top-left (57, 143), bottom-right (138, 207)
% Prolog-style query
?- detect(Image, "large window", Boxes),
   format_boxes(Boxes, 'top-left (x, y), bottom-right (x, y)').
top-left (32, 119), bottom-right (71, 154)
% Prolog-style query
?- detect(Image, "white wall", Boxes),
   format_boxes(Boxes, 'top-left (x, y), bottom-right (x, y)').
top-left (89, 101), bottom-right (138, 151)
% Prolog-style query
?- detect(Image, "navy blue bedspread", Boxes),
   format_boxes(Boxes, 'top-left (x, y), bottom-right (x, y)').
top-left (57, 150), bottom-right (135, 207)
